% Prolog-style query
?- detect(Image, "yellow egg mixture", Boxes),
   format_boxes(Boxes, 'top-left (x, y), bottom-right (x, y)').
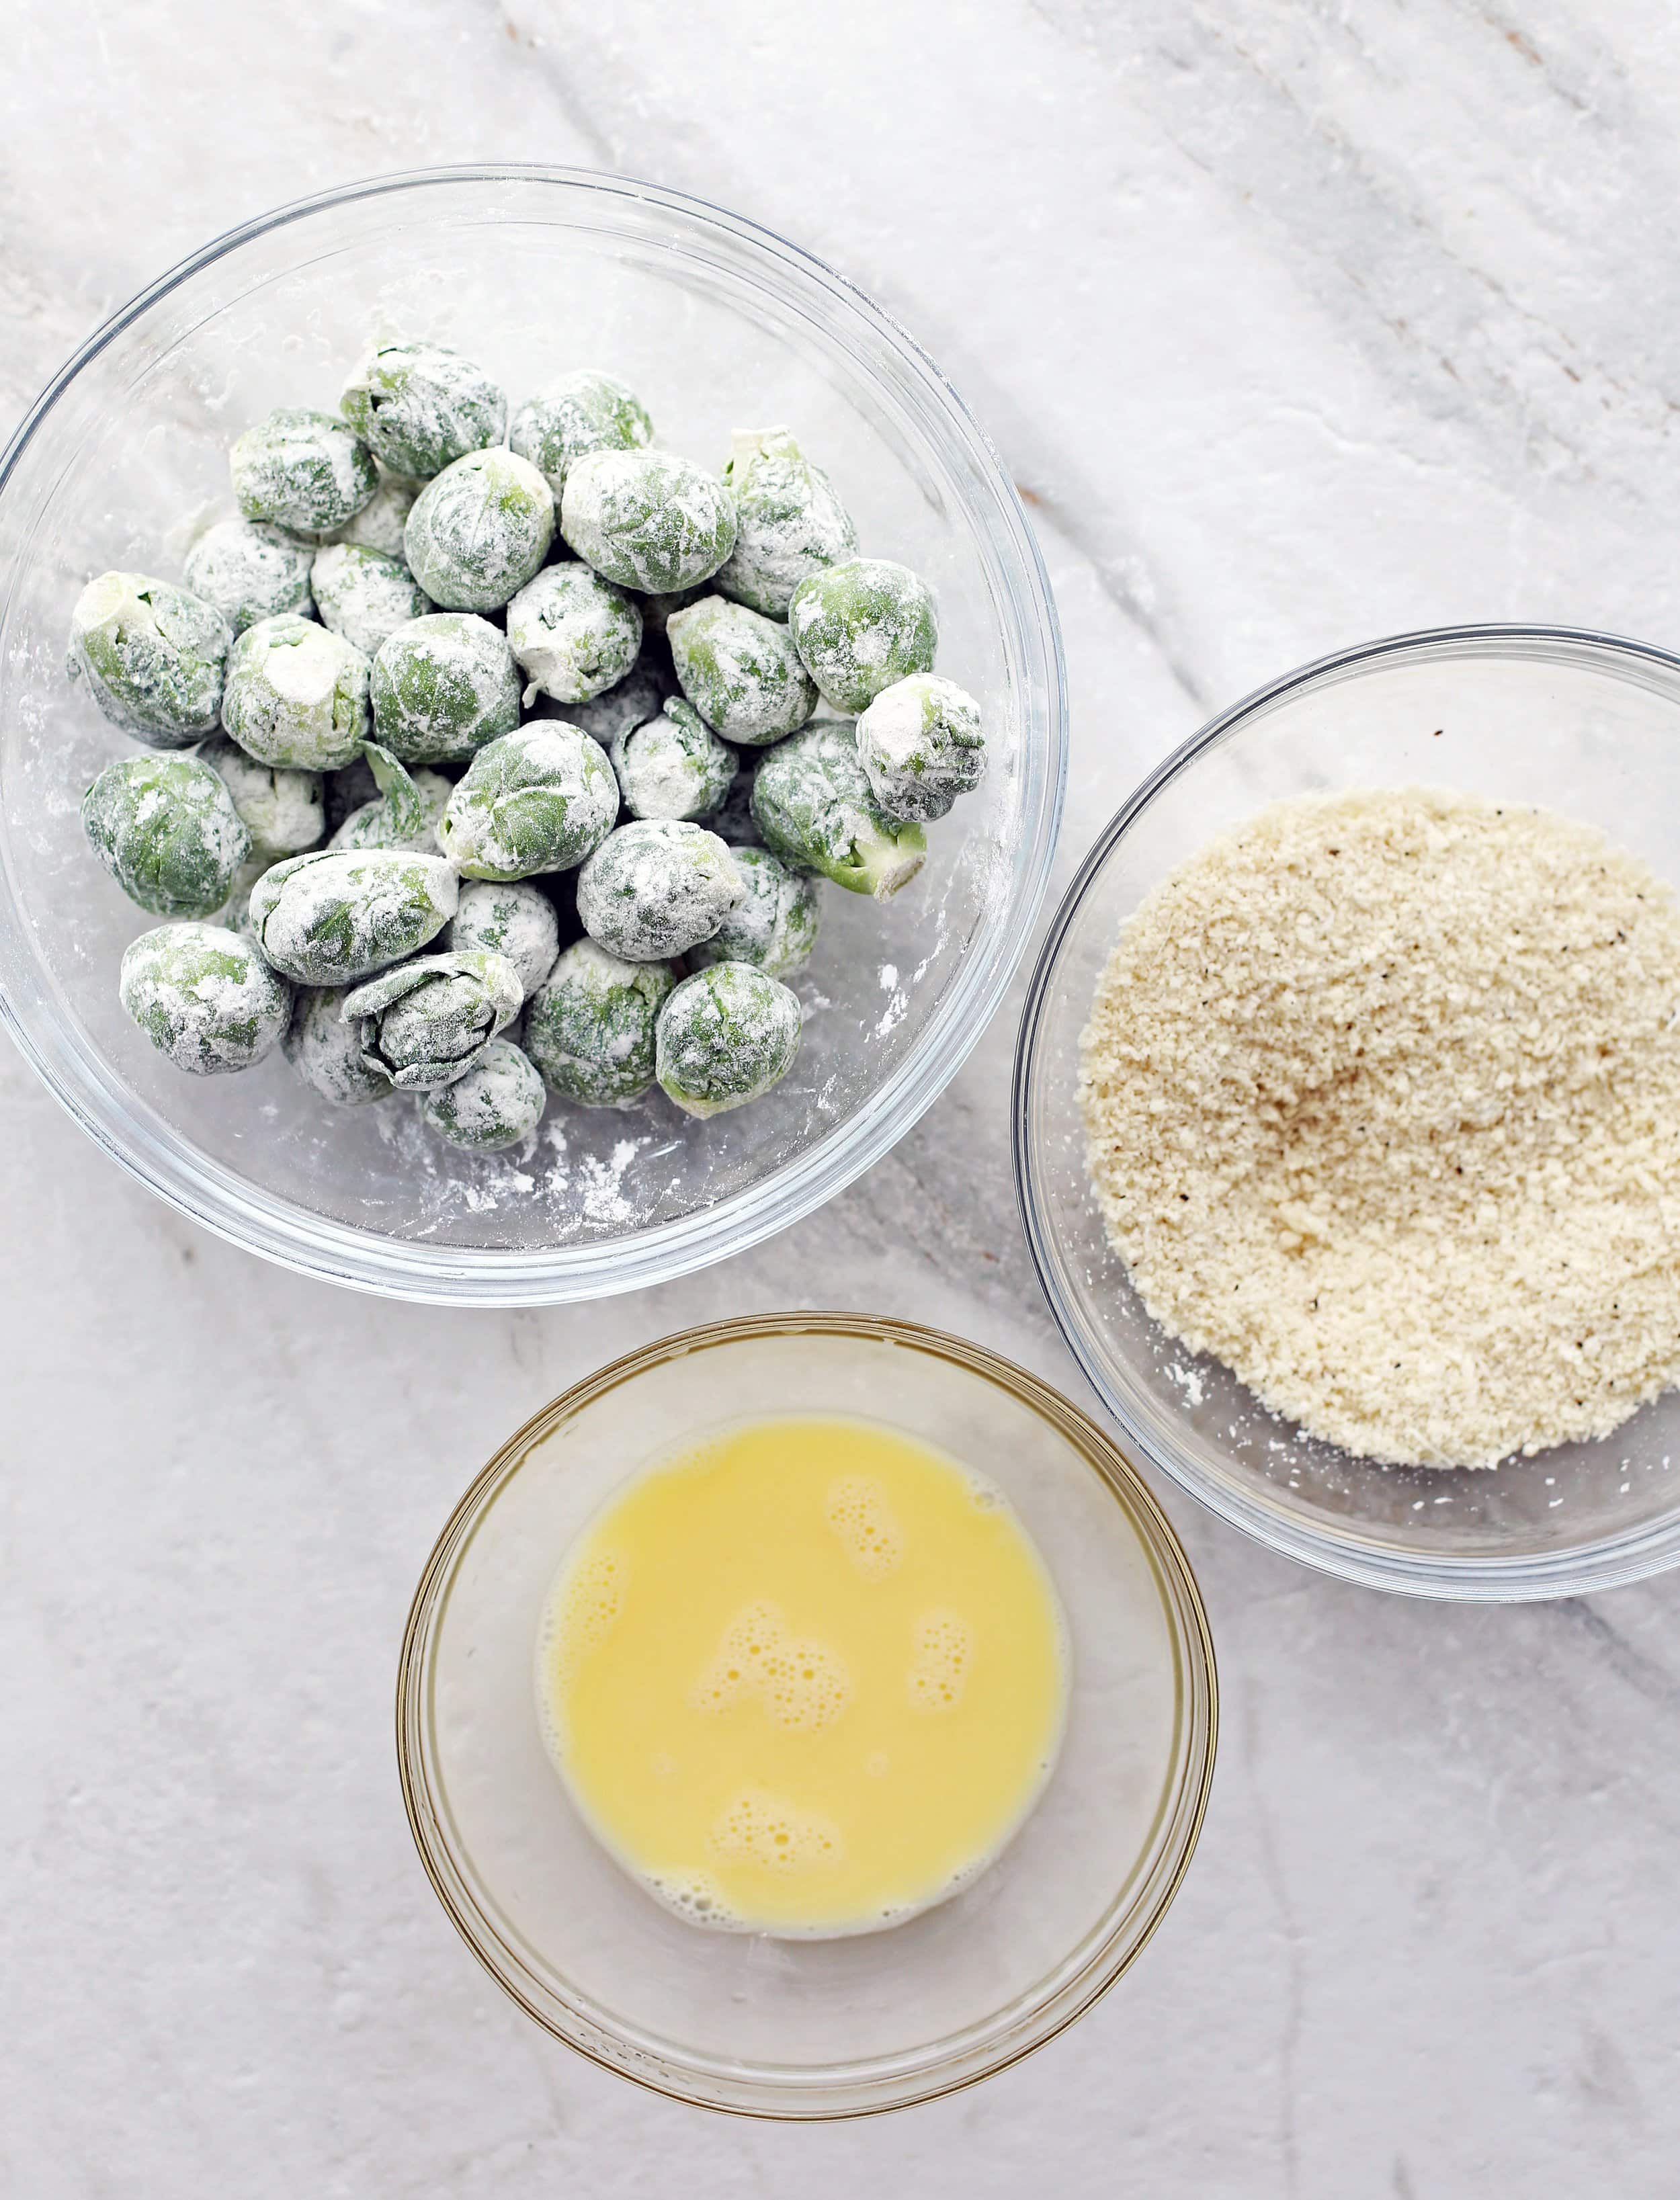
top-left (537, 1415), bottom-right (1068, 1937)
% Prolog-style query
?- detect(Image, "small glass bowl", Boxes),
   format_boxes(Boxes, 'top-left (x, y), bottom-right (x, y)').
top-left (396, 1313), bottom-right (1216, 2118)
top-left (1015, 624), bottom-right (1680, 1601)
top-left (0, 167), bottom-right (1064, 1304)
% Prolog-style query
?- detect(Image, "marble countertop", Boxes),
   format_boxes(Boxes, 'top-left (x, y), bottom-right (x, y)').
top-left (6, 3), bottom-right (1679, 2191)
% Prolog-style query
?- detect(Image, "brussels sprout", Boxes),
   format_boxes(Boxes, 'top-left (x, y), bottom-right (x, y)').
top-left (82, 753), bottom-right (251, 919)
top-left (853, 672), bottom-right (985, 823)
top-left (444, 878), bottom-right (561, 999)
top-left (509, 369), bottom-right (653, 499)
top-left (310, 543), bottom-right (433, 659)
top-left (403, 448), bottom-right (554, 612)
top-left (339, 341), bottom-right (507, 478)
top-left (421, 1038), bottom-right (548, 1148)
top-left (341, 948), bottom-right (523, 1091)
top-left (575, 819), bottom-right (744, 962)
top-left (506, 561), bottom-right (642, 706)
top-left (560, 449), bottom-right (737, 595)
top-left (230, 408), bottom-right (377, 535)
top-left (182, 519), bottom-right (315, 634)
top-left (118, 921), bottom-right (292, 1075)
top-left (220, 613), bottom-right (370, 771)
top-left (282, 984), bottom-right (395, 1105)
top-left (666, 594), bottom-right (816, 746)
top-left (523, 939), bottom-right (676, 1107)
top-left (332, 468), bottom-right (421, 558)
top-left (655, 964), bottom-right (802, 1119)
top-left (715, 427), bottom-right (857, 618)
top-left (370, 612), bottom-right (520, 765)
top-left (328, 741), bottom-right (449, 853)
top-left (247, 847), bottom-right (457, 984)
top-left (609, 697), bottom-right (737, 822)
top-left (787, 557), bottom-right (938, 715)
top-left (197, 733), bottom-right (325, 857)
top-left (558, 654), bottom-right (671, 745)
top-left (751, 719), bottom-right (925, 900)
top-left (66, 572), bottom-right (230, 747)
top-left (436, 722), bottom-right (619, 882)
top-left (687, 845), bottom-right (820, 978)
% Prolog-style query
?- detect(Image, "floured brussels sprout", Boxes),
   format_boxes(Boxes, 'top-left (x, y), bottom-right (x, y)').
top-left (667, 594), bottom-right (816, 745)
top-left (437, 722), bottom-right (619, 881)
top-left (421, 1038), bottom-right (548, 1149)
top-left (575, 819), bottom-right (743, 962)
top-left (444, 879), bottom-right (561, 999)
top-left (310, 542), bottom-right (432, 659)
top-left (716, 427), bottom-right (857, 618)
top-left (558, 654), bottom-right (670, 745)
top-left (183, 519), bottom-right (315, 634)
top-left (687, 845), bottom-right (819, 979)
top-left (83, 752), bottom-right (250, 919)
top-left (328, 741), bottom-right (450, 853)
top-left (332, 468), bottom-right (421, 558)
top-left (560, 449), bottom-right (737, 595)
top-left (506, 562), bottom-right (642, 706)
top-left (283, 984), bottom-right (396, 1106)
top-left (220, 614), bottom-right (370, 771)
top-left (230, 409), bottom-right (377, 535)
top-left (341, 948), bottom-right (523, 1091)
top-left (609, 697), bottom-right (737, 823)
top-left (787, 556), bottom-right (938, 715)
top-left (751, 718), bottom-right (925, 899)
top-left (370, 611), bottom-right (520, 765)
top-left (524, 939), bottom-right (676, 1107)
top-left (247, 847), bottom-right (457, 984)
top-left (198, 734), bottom-right (325, 857)
top-left (66, 573), bottom-right (230, 747)
top-left (404, 448), bottom-right (554, 612)
top-left (340, 341), bottom-right (507, 478)
top-left (655, 963), bottom-right (802, 1119)
top-left (118, 921), bottom-right (292, 1075)
top-left (853, 672), bottom-right (985, 824)
top-left (509, 370), bottom-right (653, 499)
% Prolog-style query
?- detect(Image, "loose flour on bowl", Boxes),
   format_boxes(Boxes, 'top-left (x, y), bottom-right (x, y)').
top-left (1079, 786), bottom-right (1680, 1468)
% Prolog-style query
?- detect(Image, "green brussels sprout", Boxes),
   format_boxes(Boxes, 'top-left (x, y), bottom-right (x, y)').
top-left (854, 672), bottom-right (985, 823)
top-left (609, 697), bottom-right (737, 823)
top-left (196, 733), bottom-right (324, 857)
top-left (220, 613), bottom-right (370, 771)
top-left (118, 920), bottom-right (292, 1075)
top-left (65, 572), bottom-right (230, 747)
top-left (509, 369), bottom-right (653, 499)
top-left (82, 753), bottom-right (251, 919)
top-left (506, 561), bottom-right (642, 706)
top-left (560, 449), bottom-right (737, 594)
top-left (339, 341), bottom-right (507, 478)
top-left (332, 468), bottom-right (421, 558)
top-left (309, 543), bottom-right (433, 659)
top-left (341, 948), bottom-right (523, 1091)
top-left (403, 448), bottom-right (554, 612)
top-left (436, 722), bottom-right (619, 882)
top-left (559, 656), bottom-right (671, 745)
top-left (687, 845), bottom-right (820, 979)
top-left (750, 719), bottom-right (925, 900)
top-left (182, 519), bottom-right (315, 634)
top-left (523, 938), bottom-right (676, 1106)
top-left (230, 408), bottom-right (377, 535)
top-left (716, 427), bottom-right (857, 618)
top-left (282, 984), bottom-right (395, 1106)
top-left (329, 741), bottom-right (449, 853)
top-left (444, 878), bottom-right (561, 998)
top-left (787, 556), bottom-right (938, 715)
top-left (421, 1038), bottom-right (548, 1149)
top-left (655, 963), bottom-right (802, 1119)
top-left (370, 612), bottom-right (520, 765)
top-left (576, 819), bottom-right (744, 962)
top-left (247, 846), bottom-right (457, 984)
top-left (666, 594), bottom-right (816, 746)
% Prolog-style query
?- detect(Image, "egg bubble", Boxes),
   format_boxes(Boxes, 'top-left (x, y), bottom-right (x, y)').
top-left (708, 1786), bottom-right (845, 1875)
top-left (644, 1868), bottom-right (743, 1932)
top-left (690, 1601), bottom-right (852, 1730)
top-left (823, 1474), bottom-right (905, 1578)
top-left (906, 1606), bottom-right (973, 1713)
top-left (543, 1546), bottom-right (626, 1687)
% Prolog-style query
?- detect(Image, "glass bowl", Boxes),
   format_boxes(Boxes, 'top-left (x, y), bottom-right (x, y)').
top-left (0, 167), bottom-right (1064, 1304)
top-left (1015, 624), bottom-right (1680, 1601)
top-left (396, 1313), bottom-right (1216, 2118)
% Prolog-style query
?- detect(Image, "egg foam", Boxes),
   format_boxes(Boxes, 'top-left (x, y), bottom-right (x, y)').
top-left (536, 1414), bottom-right (1068, 1939)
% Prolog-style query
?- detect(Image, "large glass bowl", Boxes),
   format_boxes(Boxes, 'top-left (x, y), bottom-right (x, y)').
top-left (0, 167), bottom-right (1064, 1304)
top-left (1016, 626), bottom-right (1680, 1601)
top-left (396, 1314), bottom-right (1216, 2118)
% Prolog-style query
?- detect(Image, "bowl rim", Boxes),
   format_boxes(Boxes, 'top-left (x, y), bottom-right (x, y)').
top-left (0, 163), bottom-right (1067, 1305)
top-left (1013, 620), bottom-right (1680, 1603)
top-left (395, 1310), bottom-right (1219, 2119)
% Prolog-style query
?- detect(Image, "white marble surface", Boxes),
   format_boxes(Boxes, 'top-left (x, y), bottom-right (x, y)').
top-left (5, 3), bottom-right (1680, 2191)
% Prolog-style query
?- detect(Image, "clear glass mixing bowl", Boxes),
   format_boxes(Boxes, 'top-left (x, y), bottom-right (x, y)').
top-left (0, 168), bottom-right (1064, 1303)
top-left (396, 1314), bottom-right (1216, 2118)
top-left (1015, 626), bottom-right (1680, 1601)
